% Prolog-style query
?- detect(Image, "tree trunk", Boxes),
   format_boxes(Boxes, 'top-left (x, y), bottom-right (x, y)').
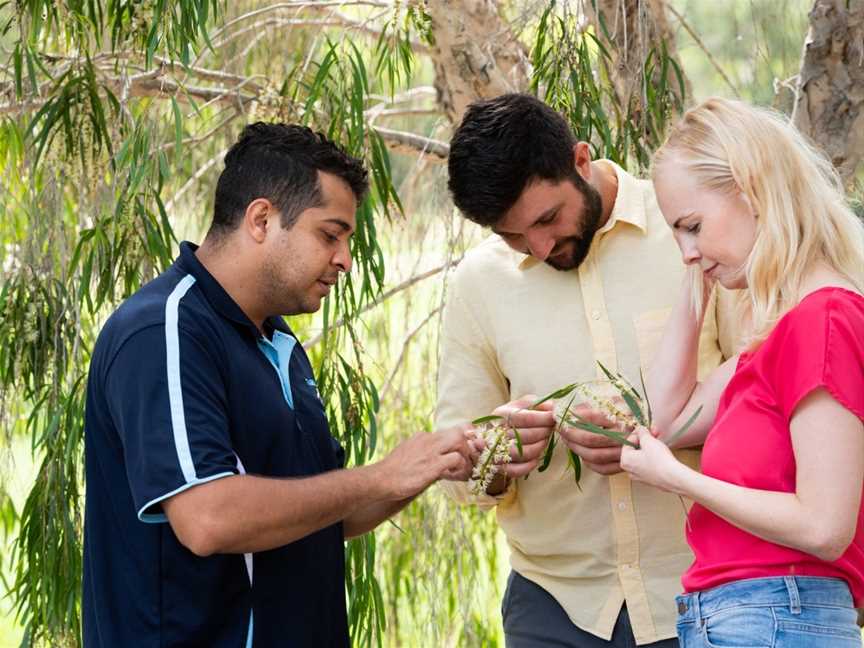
top-left (583, 0), bottom-right (691, 123)
top-left (425, 0), bottom-right (532, 124)
top-left (792, 0), bottom-right (864, 186)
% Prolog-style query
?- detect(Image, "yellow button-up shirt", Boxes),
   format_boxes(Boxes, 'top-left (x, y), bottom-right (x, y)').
top-left (436, 161), bottom-right (738, 644)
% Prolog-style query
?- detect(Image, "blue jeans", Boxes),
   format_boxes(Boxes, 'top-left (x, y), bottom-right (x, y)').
top-left (676, 576), bottom-right (862, 647)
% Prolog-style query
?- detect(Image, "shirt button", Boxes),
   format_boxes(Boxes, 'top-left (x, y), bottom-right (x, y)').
top-left (592, 309), bottom-right (602, 320)
top-left (617, 501), bottom-right (627, 511)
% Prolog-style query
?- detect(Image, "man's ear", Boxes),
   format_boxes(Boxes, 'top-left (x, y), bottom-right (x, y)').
top-left (573, 142), bottom-right (593, 181)
top-left (242, 198), bottom-right (275, 244)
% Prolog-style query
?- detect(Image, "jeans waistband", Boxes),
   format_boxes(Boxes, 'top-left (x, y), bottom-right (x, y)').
top-left (675, 576), bottom-right (853, 622)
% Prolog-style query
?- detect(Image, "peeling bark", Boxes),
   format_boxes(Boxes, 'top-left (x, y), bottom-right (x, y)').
top-left (792, 0), bottom-right (864, 185)
top-left (583, 0), bottom-right (691, 123)
top-left (424, 0), bottom-right (532, 124)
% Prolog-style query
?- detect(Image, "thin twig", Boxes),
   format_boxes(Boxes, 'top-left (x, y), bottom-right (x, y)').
top-left (379, 305), bottom-right (443, 401)
top-left (207, 1), bottom-right (392, 46)
top-left (164, 147), bottom-right (230, 213)
top-left (666, 4), bottom-right (740, 98)
top-left (303, 258), bottom-right (462, 349)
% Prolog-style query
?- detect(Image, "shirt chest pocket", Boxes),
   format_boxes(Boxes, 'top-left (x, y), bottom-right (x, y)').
top-left (633, 307), bottom-right (673, 370)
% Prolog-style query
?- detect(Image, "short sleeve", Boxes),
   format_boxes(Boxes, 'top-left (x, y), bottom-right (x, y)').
top-left (774, 292), bottom-right (864, 423)
top-left (104, 325), bottom-right (238, 523)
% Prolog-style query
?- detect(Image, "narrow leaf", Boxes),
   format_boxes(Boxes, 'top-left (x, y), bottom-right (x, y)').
top-left (665, 405), bottom-right (704, 447)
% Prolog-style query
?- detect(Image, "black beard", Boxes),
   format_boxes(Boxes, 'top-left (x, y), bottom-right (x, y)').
top-left (545, 175), bottom-right (604, 271)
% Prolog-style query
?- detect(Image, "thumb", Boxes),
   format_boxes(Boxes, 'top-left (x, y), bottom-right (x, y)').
top-left (634, 426), bottom-right (653, 445)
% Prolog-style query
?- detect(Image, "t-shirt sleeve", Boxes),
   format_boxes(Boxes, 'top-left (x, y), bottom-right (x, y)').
top-left (104, 324), bottom-right (239, 523)
top-left (775, 293), bottom-right (864, 423)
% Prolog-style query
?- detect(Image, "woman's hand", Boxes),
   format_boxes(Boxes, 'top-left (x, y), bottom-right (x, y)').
top-left (620, 426), bottom-right (688, 494)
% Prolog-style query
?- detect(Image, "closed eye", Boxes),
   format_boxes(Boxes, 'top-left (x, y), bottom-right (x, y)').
top-left (686, 222), bottom-right (701, 234)
top-left (536, 210), bottom-right (558, 226)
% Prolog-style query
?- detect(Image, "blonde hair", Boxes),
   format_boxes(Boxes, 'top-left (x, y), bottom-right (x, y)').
top-left (652, 97), bottom-right (864, 345)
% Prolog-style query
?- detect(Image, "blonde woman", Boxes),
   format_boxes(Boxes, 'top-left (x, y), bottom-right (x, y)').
top-left (620, 98), bottom-right (864, 647)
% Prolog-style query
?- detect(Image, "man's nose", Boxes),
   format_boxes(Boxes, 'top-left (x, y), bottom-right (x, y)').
top-left (333, 241), bottom-right (352, 273)
top-left (524, 232), bottom-right (555, 261)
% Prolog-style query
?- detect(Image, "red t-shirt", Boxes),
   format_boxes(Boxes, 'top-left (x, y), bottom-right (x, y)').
top-left (683, 287), bottom-right (864, 602)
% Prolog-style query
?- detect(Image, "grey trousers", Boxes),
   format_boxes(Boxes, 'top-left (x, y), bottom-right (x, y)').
top-left (502, 571), bottom-right (680, 648)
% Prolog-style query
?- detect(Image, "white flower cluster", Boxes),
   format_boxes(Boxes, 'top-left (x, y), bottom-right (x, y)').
top-left (467, 423), bottom-right (514, 496)
top-left (553, 382), bottom-right (639, 430)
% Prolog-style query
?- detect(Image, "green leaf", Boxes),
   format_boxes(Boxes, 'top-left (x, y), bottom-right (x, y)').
top-left (639, 368), bottom-right (653, 428)
top-left (512, 427), bottom-right (524, 458)
top-left (567, 449), bottom-right (582, 487)
top-left (597, 361), bottom-right (646, 426)
top-left (567, 416), bottom-right (638, 448)
top-left (530, 383), bottom-right (578, 409)
top-left (538, 433), bottom-right (557, 472)
top-left (470, 414), bottom-right (503, 425)
top-left (665, 405), bottom-right (704, 447)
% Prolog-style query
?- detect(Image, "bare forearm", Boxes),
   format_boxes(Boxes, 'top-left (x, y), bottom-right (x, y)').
top-left (166, 465), bottom-right (389, 555)
top-left (344, 496), bottom-right (415, 538)
top-left (674, 466), bottom-right (848, 560)
top-left (647, 278), bottom-right (706, 432)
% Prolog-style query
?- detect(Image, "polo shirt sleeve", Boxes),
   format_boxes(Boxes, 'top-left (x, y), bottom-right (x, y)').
top-left (104, 324), bottom-right (239, 523)
top-left (775, 292), bottom-right (864, 424)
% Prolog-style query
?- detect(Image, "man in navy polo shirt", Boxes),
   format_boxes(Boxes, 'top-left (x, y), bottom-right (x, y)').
top-left (83, 123), bottom-right (474, 647)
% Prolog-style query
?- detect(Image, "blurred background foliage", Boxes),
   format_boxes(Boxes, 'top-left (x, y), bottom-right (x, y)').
top-left (0, 0), bottom-right (860, 646)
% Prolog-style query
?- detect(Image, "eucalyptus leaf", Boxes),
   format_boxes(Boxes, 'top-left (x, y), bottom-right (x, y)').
top-left (567, 416), bottom-right (638, 448)
top-left (471, 414), bottom-right (504, 425)
top-left (665, 405), bottom-right (704, 446)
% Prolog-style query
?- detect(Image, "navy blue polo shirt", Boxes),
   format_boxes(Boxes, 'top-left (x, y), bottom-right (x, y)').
top-left (83, 242), bottom-right (349, 648)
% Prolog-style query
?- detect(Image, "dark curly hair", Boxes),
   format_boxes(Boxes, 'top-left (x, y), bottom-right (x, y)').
top-left (210, 123), bottom-right (369, 236)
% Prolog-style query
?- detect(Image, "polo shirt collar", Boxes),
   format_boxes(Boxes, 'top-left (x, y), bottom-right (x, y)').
top-left (175, 241), bottom-right (291, 339)
top-left (515, 160), bottom-right (648, 270)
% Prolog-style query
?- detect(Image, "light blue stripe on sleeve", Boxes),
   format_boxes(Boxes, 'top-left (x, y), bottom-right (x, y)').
top-left (165, 273), bottom-right (198, 483)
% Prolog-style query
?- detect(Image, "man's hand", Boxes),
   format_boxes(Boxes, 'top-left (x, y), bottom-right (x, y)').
top-left (374, 426), bottom-right (474, 500)
top-left (491, 395), bottom-right (556, 479)
top-left (558, 403), bottom-right (628, 475)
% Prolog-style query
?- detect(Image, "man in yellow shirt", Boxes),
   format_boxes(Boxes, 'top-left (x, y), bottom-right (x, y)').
top-left (438, 94), bottom-right (737, 647)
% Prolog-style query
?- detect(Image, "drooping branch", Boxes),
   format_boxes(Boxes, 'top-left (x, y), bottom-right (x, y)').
top-left (371, 126), bottom-right (449, 162)
top-left (792, 0), bottom-right (864, 184)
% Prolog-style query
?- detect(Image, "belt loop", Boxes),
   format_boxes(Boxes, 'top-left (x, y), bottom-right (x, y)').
top-left (784, 576), bottom-right (802, 615)
top-left (694, 591), bottom-right (703, 626)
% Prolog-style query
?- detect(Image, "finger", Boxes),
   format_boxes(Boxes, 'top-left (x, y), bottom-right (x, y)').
top-left (498, 408), bottom-right (555, 429)
top-left (434, 428), bottom-right (473, 453)
top-left (491, 395), bottom-right (537, 416)
top-left (442, 460), bottom-right (473, 482)
top-left (509, 439), bottom-right (548, 462)
top-left (502, 459), bottom-right (538, 478)
top-left (583, 460), bottom-right (623, 475)
top-left (506, 425), bottom-right (553, 445)
top-left (439, 451), bottom-right (468, 476)
top-left (570, 445), bottom-right (622, 465)
top-left (569, 404), bottom-right (617, 428)
top-left (560, 426), bottom-right (622, 449)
